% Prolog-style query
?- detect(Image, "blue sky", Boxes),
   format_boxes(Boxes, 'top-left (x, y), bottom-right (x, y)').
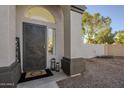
top-left (86, 5), bottom-right (124, 33)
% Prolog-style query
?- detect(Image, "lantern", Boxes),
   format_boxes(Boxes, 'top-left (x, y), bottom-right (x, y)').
top-left (56, 62), bottom-right (60, 72)
top-left (50, 58), bottom-right (56, 71)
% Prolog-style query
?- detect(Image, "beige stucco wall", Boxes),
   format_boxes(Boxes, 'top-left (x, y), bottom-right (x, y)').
top-left (70, 11), bottom-right (83, 58)
top-left (81, 44), bottom-right (124, 58)
top-left (105, 44), bottom-right (124, 57)
top-left (0, 5), bottom-right (16, 67)
top-left (61, 6), bottom-right (71, 58)
top-left (81, 44), bottom-right (105, 58)
top-left (9, 6), bottom-right (16, 66)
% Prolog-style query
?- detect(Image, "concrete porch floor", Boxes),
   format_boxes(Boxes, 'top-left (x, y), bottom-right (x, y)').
top-left (17, 70), bottom-right (67, 88)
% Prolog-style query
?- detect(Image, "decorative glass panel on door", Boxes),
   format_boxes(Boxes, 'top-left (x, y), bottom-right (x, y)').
top-left (48, 28), bottom-right (56, 55)
top-left (25, 7), bottom-right (56, 24)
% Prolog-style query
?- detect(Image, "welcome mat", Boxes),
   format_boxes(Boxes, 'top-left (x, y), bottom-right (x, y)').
top-left (18, 69), bottom-right (53, 83)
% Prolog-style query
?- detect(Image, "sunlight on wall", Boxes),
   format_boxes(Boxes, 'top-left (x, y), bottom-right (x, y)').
top-left (25, 7), bottom-right (55, 24)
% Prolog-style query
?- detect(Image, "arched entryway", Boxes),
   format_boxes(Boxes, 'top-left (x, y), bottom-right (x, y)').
top-left (16, 6), bottom-right (64, 72)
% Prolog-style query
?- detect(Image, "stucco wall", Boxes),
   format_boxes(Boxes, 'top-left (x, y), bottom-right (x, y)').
top-left (105, 44), bottom-right (124, 57)
top-left (70, 11), bottom-right (83, 58)
top-left (81, 44), bottom-right (105, 58)
top-left (81, 44), bottom-right (124, 58)
top-left (0, 5), bottom-right (16, 67)
top-left (9, 6), bottom-right (16, 65)
top-left (61, 6), bottom-right (71, 58)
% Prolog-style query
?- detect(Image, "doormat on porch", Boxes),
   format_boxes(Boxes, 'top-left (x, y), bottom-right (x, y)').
top-left (18, 69), bottom-right (53, 83)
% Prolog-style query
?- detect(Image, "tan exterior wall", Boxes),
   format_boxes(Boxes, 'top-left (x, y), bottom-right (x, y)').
top-left (81, 44), bottom-right (105, 58)
top-left (61, 6), bottom-right (71, 58)
top-left (105, 44), bottom-right (124, 57)
top-left (81, 44), bottom-right (124, 58)
top-left (70, 11), bottom-right (82, 58)
top-left (0, 5), bottom-right (16, 67)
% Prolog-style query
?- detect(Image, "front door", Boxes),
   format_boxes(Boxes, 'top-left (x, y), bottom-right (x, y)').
top-left (23, 22), bottom-right (46, 72)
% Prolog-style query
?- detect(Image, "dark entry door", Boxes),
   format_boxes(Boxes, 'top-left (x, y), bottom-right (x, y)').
top-left (23, 22), bottom-right (46, 72)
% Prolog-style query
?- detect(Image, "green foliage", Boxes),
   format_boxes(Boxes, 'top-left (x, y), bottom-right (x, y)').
top-left (95, 28), bottom-right (114, 44)
top-left (82, 11), bottom-right (115, 44)
top-left (114, 30), bottom-right (124, 44)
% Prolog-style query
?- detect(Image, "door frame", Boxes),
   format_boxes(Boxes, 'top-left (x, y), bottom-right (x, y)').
top-left (23, 22), bottom-right (47, 72)
top-left (17, 14), bottom-right (57, 72)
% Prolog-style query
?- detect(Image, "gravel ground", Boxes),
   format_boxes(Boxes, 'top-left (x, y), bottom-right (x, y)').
top-left (57, 57), bottom-right (124, 88)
